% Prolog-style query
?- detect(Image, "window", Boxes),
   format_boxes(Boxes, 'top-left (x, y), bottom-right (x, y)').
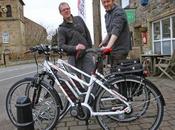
top-left (6, 5), bottom-right (12, 17)
top-left (2, 32), bottom-right (9, 43)
top-left (153, 22), bottom-right (160, 40)
top-left (152, 16), bottom-right (175, 55)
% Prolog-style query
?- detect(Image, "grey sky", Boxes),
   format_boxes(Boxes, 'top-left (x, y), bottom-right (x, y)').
top-left (23, 0), bottom-right (128, 41)
top-left (23, 0), bottom-right (80, 32)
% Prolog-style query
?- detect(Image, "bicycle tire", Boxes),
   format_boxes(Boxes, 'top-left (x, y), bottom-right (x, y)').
top-left (95, 75), bottom-right (164, 130)
top-left (6, 77), bottom-right (60, 130)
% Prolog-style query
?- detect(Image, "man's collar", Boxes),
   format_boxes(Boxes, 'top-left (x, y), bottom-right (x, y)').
top-left (106, 4), bottom-right (116, 13)
top-left (63, 14), bottom-right (73, 23)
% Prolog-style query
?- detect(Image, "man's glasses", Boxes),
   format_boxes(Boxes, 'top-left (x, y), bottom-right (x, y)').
top-left (60, 7), bottom-right (70, 12)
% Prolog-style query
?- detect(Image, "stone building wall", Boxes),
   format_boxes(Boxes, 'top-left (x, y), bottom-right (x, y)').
top-left (128, 0), bottom-right (175, 54)
top-left (0, 20), bottom-right (24, 51)
top-left (0, 0), bottom-right (47, 62)
top-left (24, 17), bottom-right (47, 48)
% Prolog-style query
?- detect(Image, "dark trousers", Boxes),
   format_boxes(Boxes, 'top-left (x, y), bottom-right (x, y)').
top-left (110, 52), bottom-right (128, 67)
top-left (110, 51), bottom-right (128, 97)
top-left (68, 52), bottom-right (95, 82)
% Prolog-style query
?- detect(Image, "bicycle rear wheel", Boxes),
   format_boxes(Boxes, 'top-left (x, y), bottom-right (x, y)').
top-left (95, 76), bottom-right (164, 130)
top-left (6, 77), bottom-right (60, 130)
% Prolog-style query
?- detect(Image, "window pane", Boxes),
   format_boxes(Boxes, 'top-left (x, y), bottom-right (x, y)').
top-left (172, 17), bottom-right (175, 38)
top-left (6, 5), bottom-right (12, 17)
top-left (173, 40), bottom-right (175, 51)
top-left (153, 22), bottom-right (160, 40)
top-left (154, 42), bottom-right (161, 54)
top-left (162, 40), bottom-right (171, 55)
top-left (162, 18), bottom-right (170, 38)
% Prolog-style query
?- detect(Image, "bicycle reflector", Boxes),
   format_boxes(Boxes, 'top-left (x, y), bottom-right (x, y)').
top-left (102, 48), bottom-right (112, 55)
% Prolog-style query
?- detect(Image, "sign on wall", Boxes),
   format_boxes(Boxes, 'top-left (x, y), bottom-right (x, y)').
top-left (125, 8), bottom-right (136, 24)
top-left (2, 32), bottom-right (9, 43)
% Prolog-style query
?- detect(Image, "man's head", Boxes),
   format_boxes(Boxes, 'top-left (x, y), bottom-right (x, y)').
top-left (101, 0), bottom-right (115, 11)
top-left (58, 2), bottom-right (71, 19)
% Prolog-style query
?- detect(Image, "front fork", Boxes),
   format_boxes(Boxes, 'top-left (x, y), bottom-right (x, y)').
top-left (31, 73), bottom-right (45, 108)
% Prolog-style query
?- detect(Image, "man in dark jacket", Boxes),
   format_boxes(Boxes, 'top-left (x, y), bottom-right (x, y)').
top-left (100, 0), bottom-right (131, 67)
top-left (57, 2), bottom-right (95, 78)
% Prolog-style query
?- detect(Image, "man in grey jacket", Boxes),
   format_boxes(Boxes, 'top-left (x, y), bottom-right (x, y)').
top-left (100, 0), bottom-right (131, 67)
top-left (57, 2), bottom-right (95, 78)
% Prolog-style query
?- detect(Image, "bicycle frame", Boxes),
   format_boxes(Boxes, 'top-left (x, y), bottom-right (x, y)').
top-left (42, 58), bottom-right (131, 116)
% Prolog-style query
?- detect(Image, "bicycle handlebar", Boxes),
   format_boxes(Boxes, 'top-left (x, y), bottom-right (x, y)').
top-left (24, 44), bottom-right (63, 54)
top-left (86, 48), bottom-right (112, 55)
top-left (25, 44), bottom-right (112, 56)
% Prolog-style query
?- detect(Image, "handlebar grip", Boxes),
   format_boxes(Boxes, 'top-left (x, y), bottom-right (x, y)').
top-left (85, 48), bottom-right (112, 55)
top-left (102, 48), bottom-right (112, 55)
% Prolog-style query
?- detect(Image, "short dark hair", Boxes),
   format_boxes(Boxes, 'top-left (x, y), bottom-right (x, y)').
top-left (58, 2), bottom-right (70, 12)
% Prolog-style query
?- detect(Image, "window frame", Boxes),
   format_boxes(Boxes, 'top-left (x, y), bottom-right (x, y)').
top-left (152, 15), bottom-right (175, 55)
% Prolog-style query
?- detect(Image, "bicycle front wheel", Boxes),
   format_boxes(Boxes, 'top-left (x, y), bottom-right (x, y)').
top-left (95, 76), bottom-right (164, 130)
top-left (6, 77), bottom-right (60, 130)
top-left (35, 72), bottom-right (70, 120)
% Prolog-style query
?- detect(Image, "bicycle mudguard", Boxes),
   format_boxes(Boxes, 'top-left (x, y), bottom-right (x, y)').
top-left (143, 78), bottom-right (166, 106)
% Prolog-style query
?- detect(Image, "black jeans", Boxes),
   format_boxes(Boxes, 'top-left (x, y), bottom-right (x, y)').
top-left (111, 52), bottom-right (128, 68)
top-left (68, 52), bottom-right (95, 82)
top-left (110, 51), bottom-right (128, 97)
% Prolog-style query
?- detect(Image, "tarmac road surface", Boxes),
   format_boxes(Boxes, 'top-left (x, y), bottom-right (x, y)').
top-left (0, 63), bottom-right (36, 130)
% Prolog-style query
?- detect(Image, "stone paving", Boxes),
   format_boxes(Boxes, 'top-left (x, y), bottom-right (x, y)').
top-left (54, 77), bottom-right (175, 130)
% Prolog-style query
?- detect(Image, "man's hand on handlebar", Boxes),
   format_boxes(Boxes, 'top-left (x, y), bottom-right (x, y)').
top-left (100, 47), bottom-right (112, 55)
top-left (99, 42), bottom-right (105, 47)
top-left (76, 43), bottom-right (86, 50)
